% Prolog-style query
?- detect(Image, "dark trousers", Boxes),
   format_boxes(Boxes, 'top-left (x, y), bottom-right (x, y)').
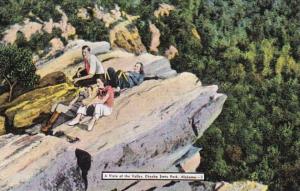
top-left (73, 69), bottom-right (104, 87)
top-left (106, 67), bottom-right (130, 89)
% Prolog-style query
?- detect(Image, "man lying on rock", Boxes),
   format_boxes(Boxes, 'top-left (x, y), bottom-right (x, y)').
top-left (41, 84), bottom-right (97, 133)
top-left (73, 45), bottom-right (105, 87)
top-left (106, 62), bottom-right (145, 93)
top-left (68, 78), bottom-right (114, 131)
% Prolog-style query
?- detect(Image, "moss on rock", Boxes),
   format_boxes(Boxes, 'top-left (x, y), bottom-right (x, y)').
top-left (2, 83), bottom-right (78, 128)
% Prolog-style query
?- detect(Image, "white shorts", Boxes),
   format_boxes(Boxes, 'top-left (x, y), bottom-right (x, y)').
top-left (51, 103), bottom-right (70, 113)
top-left (77, 104), bottom-right (112, 119)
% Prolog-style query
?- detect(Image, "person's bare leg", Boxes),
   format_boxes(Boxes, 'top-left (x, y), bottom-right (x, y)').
top-left (68, 114), bottom-right (82, 126)
top-left (87, 117), bottom-right (97, 131)
top-left (41, 111), bottom-right (60, 133)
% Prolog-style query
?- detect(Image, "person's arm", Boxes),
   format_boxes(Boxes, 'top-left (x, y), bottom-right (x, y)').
top-left (68, 96), bottom-right (79, 107)
top-left (136, 74), bottom-right (144, 85)
top-left (77, 67), bottom-right (85, 74)
top-left (89, 93), bottom-right (109, 105)
top-left (74, 73), bottom-right (94, 83)
top-left (130, 73), bottom-right (144, 85)
top-left (74, 56), bottom-right (97, 82)
top-left (82, 90), bottom-right (98, 105)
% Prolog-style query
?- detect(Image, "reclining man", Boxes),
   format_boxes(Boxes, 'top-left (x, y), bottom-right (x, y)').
top-left (73, 45), bottom-right (105, 87)
top-left (106, 62), bottom-right (144, 91)
top-left (68, 78), bottom-right (114, 131)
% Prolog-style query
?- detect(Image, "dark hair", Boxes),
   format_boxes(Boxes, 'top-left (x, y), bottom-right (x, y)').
top-left (136, 62), bottom-right (144, 75)
top-left (82, 45), bottom-right (91, 55)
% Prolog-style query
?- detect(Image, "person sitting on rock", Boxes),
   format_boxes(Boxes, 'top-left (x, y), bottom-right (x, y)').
top-left (106, 62), bottom-right (144, 91)
top-left (41, 85), bottom-right (97, 133)
top-left (73, 45), bottom-right (105, 87)
top-left (68, 78), bottom-right (114, 131)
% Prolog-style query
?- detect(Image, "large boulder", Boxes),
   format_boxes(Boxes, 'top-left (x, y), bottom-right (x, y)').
top-left (1, 83), bottom-right (77, 128)
top-left (149, 22), bottom-right (161, 53)
top-left (38, 71), bottom-right (68, 88)
top-left (46, 38), bottom-right (65, 58)
top-left (154, 3), bottom-right (176, 18)
top-left (0, 73), bottom-right (227, 190)
top-left (1, 19), bottom-right (43, 44)
top-left (2, 6), bottom-right (76, 45)
top-left (0, 116), bottom-right (5, 135)
top-left (143, 180), bottom-right (267, 191)
top-left (109, 20), bottom-right (146, 54)
top-left (165, 45), bottom-right (179, 60)
top-left (216, 181), bottom-right (268, 191)
top-left (100, 52), bottom-right (177, 79)
top-left (93, 4), bottom-right (122, 28)
top-left (36, 41), bottom-right (110, 77)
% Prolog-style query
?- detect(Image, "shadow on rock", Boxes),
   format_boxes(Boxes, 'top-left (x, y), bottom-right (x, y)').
top-left (75, 148), bottom-right (92, 191)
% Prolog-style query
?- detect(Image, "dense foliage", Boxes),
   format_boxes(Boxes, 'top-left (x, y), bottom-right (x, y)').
top-left (0, 45), bottom-right (39, 101)
top-left (115, 1), bottom-right (300, 190)
top-left (1, 0), bottom-right (299, 190)
top-left (132, 1), bottom-right (299, 190)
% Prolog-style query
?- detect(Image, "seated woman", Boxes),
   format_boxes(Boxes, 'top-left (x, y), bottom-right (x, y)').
top-left (41, 85), bottom-right (96, 133)
top-left (68, 79), bottom-right (114, 131)
top-left (106, 62), bottom-right (144, 90)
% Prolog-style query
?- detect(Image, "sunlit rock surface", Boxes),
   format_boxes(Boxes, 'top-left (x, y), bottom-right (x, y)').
top-left (1, 83), bottom-right (77, 128)
top-left (154, 3), bottom-right (176, 18)
top-left (36, 41), bottom-right (110, 77)
top-left (0, 73), bottom-right (226, 191)
top-left (109, 21), bottom-right (146, 55)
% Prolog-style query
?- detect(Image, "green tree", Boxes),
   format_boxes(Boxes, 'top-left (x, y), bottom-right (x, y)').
top-left (0, 45), bottom-right (39, 102)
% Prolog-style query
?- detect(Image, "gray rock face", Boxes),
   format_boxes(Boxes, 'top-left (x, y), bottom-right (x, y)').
top-left (64, 40), bottom-right (111, 55)
top-left (142, 55), bottom-right (177, 79)
top-left (0, 73), bottom-right (226, 191)
top-left (99, 52), bottom-right (177, 79)
top-left (154, 181), bottom-right (216, 191)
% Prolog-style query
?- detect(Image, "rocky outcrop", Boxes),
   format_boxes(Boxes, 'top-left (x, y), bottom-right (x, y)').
top-left (37, 46), bottom-right (176, 80)
top-left (77, 8), bottom-right (90, 20)
top-left (43, 6), bottom-right (76, 39)
top-left (165, 45), bottom-right (179, 60)
top-left (216, 181), bottom-right (268, 191)
top-left (109, 21), bottom-right (146, 54)
top-left (36, 41), bottom-right (110, 77)
top-left (149, 22), bottom-right (161, 53)
top-left (154, 3), bottom-right (176, 18)
top-left (100, 52), bottom-right (177, 79)
top-left (1, 83), bottom-right (77, 128)
top-left (139, 180), bottom-right (267, 191)
top-left (0, 73), bottom-right (227, 190)
top-left (2, 6), bottom-right (75, 45)
top-left (0, 116), bottom-right (5, 135)
top-left (46, 38), bottom-right (65, 58)
top-left (93, 4), bottom-right (123, 28)
top-left (1, 19), bottom-right (43, 44)
top-left (38, 71), bottom-right (68, 88)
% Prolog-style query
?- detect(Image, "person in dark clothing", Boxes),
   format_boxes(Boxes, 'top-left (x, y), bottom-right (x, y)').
top-left (106, 62), bottom-right (144, 90)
